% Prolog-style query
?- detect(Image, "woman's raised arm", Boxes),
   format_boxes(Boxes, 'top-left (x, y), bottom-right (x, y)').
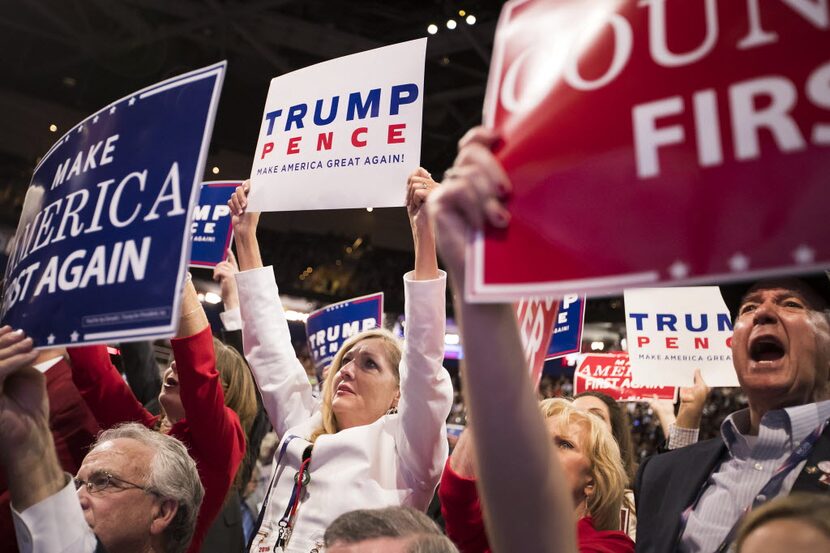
top-left (395, 168), bottom-right (454, 495)
top-left (428, 128), bottom-right (577, 553)
top-left (172, 277), bottom-right (245, 469)
top-left (228, 181), bottom-right (318, 436)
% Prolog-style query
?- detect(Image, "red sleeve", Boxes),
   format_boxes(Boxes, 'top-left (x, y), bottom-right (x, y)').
top-left (67, 345), bottom-right (157, 430)
top-left (439, 459), bottom-right (492, 553)
top-left (45, 359), bottom-right (100, 473)
top-left (577, 518), bottom-right (635, 553)
top-left (171, 326), bottom-right (246, 473)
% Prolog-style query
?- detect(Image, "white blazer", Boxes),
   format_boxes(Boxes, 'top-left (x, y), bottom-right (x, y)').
top-left (237, 267), bottom-right (453, 552)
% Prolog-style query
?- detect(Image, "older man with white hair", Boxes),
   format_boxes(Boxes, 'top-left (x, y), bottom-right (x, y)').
top-left (0, 326), bottom-right (204, 553)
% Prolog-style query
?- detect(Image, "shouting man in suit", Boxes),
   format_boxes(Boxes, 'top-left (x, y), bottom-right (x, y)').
top-left (635, 275), bottom-right (830, 553)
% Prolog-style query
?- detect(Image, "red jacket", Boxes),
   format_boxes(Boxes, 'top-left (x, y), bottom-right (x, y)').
top-left (68, 327), bottom-right (246, 553)
top-left (439, 460), bottom-right (634, 553)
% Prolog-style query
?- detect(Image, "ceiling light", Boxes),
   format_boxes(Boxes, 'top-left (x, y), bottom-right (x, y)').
top-left (590, 341), bottom-right (605, 351)
top-left (211, 166), bottom-right (220, 174)
top-left (366, 207), bottom-right (373, 212)
top-left (204, 292), bottom-right (222, 304)
top-left (49, 124), bottom-right (58, 132)
top-left (466, 14), bottom-right (476, 25)
top-left (427, 24), bottom-right (438, 35)
top-left (446, 19), bottom-right (457, 30)
top-left (458, 10), bottom-right (466, 17)
top-left (285, 310), bottom-right (309, 322)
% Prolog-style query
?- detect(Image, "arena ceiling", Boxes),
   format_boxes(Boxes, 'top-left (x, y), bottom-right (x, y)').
top-left (0, 0), bottom-right (505, 250)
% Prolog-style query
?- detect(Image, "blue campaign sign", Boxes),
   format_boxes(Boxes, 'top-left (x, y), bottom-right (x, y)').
top-left (546, 294), bottom-right (586, 360)
top-left (190, 181), bottom-right (240, 268)
top-left (306, 292), bottom-right (384, 371)
top-left (1, 62), bottom-right (226, 347)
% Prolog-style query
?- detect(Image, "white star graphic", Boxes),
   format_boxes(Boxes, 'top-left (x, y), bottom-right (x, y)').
top-left (729, 252), bottom-right (750, 272)
top-left (668, 260), bottom-right (689, 280)
top-left (128, 97), bottom-right (136, 106)
top-left (792, 244), bottom-right (815, 265)
top-left (92, 115), bottom-right (99, 124)
top-left (70, 330), bottom-right (79, 342)
top-left (76, 125), bottom-right (83, 133)
top-left (47, 334), bottom-right (55, 345)
top-left (109, 106), bottom-right (116, 114)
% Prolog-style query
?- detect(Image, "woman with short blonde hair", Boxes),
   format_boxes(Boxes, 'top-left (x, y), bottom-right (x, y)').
top-left (440, 397), bottom-right (632, 552)
top-left (539, 398), bottom-right (628, 533)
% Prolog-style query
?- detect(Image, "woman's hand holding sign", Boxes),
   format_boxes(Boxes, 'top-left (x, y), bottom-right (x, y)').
top-left (406, 167), bottom-right (440, 281)
top-left (228, 180), bottom-right (263, 271)
top-left (427, 129), bottom-right (577, 553)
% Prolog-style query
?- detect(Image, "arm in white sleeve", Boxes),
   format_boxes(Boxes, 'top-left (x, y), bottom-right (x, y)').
top-left (236, 266), bottom-right (319, 436)
top-left (12, 478), bottom-right (97, 553)
top-left (219, 307), bottom-right (242, 332)
top-left (396, 270), bottom-right (454, 491)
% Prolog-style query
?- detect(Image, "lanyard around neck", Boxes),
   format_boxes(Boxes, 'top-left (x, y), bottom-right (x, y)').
top-left (274, 441), bottom-right (313, 551)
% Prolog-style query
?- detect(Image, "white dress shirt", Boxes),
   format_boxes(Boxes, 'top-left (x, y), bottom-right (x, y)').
top-left (12, 478), bottom-right (97, 553)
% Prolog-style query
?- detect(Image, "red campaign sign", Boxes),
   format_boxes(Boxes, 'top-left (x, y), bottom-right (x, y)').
top-left (515, 297), bottom-right (559, 388)
top-left (467, 0), bottom-right (830, 301)
top-left (574, 353), bottom-right (676, 402)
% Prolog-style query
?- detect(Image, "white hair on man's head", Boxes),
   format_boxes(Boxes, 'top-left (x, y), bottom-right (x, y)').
top-left (93, 423), bottom-right (204, 553)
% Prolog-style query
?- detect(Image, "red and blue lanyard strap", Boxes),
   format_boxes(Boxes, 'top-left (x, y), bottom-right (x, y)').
top-left (253, 434), bottom-right (302, 538)
top-left (676, 418), bottom-right (829, 553)
top-left (274, 444), bottom-right (313, 550)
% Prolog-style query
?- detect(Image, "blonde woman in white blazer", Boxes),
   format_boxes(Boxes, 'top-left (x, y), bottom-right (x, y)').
top-left (228, 169), bottom-right (453, 553)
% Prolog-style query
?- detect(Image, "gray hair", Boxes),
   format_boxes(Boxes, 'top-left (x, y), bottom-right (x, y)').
top-left (93, 423), bottom-right (205, 553)
top-left (407, 534), bottom-right (459, 553)
top-left (324, 506), bottom-right (457, 552)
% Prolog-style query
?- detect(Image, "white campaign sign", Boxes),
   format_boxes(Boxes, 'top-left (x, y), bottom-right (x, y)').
top-left (624, 287), bottom-right (739, 387)
top-left (248, 38), bottom-right (426, 212)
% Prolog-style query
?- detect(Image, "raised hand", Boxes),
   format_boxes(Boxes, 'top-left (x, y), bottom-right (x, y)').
top-left (406, 167), bottom-right (440, 281)
top-left (228, 180), bottom-right (261, 240)
top-left (228, 180), bottom-right (264, 271)
top-left (213, 249), bottom-right (240, 310)
top-left (0, 327), bottom-right (44, 457)
top-left (0, 327), bottom-right (65, 511)
top-left (676, 369), bottom-right (710, 429)
top-left (406, 167), bottom-right (438, 233)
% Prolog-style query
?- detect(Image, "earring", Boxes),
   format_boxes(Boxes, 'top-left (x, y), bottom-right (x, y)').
top-left (387, 406), bottom-right (398, 415)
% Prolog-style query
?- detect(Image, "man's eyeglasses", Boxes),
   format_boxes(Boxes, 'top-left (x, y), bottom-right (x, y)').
top-left (74, 471), bottom-right (157, 496)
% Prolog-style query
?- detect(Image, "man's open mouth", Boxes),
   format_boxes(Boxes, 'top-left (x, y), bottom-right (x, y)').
top-left (749, 336), bottom-right (786, 362)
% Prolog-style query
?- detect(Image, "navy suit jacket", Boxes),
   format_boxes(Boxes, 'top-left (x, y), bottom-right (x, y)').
top-left (634, 423), bottom-right (830, 553)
